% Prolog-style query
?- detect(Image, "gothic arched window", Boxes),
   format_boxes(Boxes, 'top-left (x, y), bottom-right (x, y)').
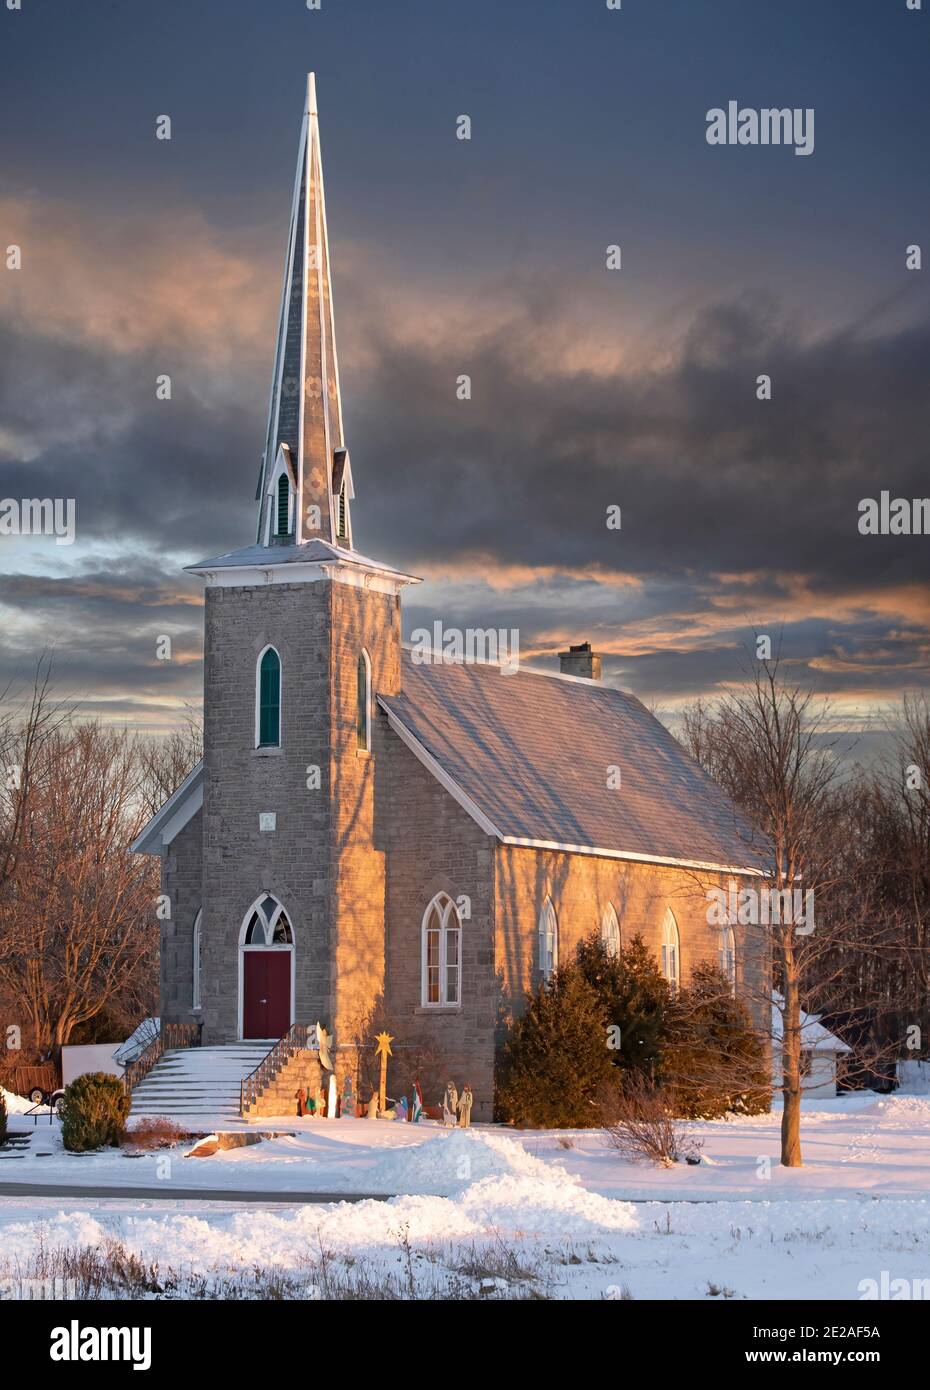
top-left (257, 647), bottom-right (281, 748)
top-left (421, 893), bottom-right (462, 1007)
top-left (192, 908), bottom-right (202, 1011)
top-left (661, 909), bottom-right (680, 992)
top-left (719, 924), bottom-right (736, 990)
top-left (241, 895), bottom-right (293, 946)
top-left (357, 650), bottom-right (371, 751)
top-left (601, 903), bottom-right (620, 958)
top-left (539, 898), bottom-right (558, 982)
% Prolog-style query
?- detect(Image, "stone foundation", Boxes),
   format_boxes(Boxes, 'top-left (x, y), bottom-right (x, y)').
top-left (242, 1049), bottom-right (325, 1119)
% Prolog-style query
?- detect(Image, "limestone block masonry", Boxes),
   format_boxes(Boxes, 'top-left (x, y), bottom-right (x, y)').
top-left (242, 1050), bottom-right (324, 1119)
top-left (198, 576), bottom-right (401, 1055)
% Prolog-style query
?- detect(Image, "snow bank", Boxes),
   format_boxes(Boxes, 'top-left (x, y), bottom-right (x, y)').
top-left (459, 1172), bottom-right (638, 1236)
top-left (0, 1131), bottom-right (639, 1269)
top-left (1, 1085), bottom-right (37, 1115)
top-left (355, 1129), bottom-right (638, 1237)
top-left (363, 1127), bottom-right (563, 1196)
top-left (2, 1192), bottom-right (927, 1301)
top-left (867, 1094), bottom-right (930, 1125)
top-left (0, 1180), bottom-right (638, 1270)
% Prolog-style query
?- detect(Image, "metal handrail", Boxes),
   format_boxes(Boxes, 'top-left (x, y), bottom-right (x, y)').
top-left (123, 1021), bottom-right (200, 1095)
top-left (239, 1022), bottom-right (316, 1115)
top-left (236, 1031), bottom-right (428, 1116)
top-left (24, 1101), bottom-right (55, 1127)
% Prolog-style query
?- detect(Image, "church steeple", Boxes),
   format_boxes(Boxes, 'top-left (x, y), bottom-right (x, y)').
top-left (257, 73), bottom-right (354, 550)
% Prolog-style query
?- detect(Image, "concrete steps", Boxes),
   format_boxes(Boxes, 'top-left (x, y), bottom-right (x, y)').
top-left (129, 1044), bottom-right (274, 1122)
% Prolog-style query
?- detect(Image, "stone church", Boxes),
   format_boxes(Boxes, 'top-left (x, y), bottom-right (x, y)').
top-left (135, 77), bottom-right (766, 1120)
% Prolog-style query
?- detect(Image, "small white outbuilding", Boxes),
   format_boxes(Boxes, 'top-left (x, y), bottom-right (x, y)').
top-left (772, 995), bottom-right (852, 1098)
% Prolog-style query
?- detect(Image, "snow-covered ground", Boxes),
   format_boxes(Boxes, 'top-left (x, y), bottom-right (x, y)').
top-left (2, 1096), bottom-right (929, 1299)
top-left (4, 1091), bottom-right (928, 1201)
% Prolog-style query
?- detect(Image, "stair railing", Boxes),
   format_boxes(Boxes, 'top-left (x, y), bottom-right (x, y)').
top-left (123, 1021), bottom-right (200, 1096)
top-left (240, 1022), bottom-right (315, 1116)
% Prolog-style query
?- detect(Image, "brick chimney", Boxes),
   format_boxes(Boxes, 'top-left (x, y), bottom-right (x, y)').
top-left (558, 641), bottom-right (602, 681)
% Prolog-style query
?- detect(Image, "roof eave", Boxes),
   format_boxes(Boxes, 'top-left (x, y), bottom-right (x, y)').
top-left (497, 834), bottom-right (768, 878)
top-left (131, 760), bottom-right (204, 856)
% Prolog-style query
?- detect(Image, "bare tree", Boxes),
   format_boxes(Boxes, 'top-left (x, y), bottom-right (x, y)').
top-left (0, 723), bottom-right (159, 1057)
top-left (0, 653), bottom-right (69, 900)
top-left (681, 658), bottom-right (868, 1166)
top-left (135, 704), bottom-right (203, 819)
top-left (806, 696), bottom-right (930, 1058)
top-left (882, 694), bottom-right (930, 1008)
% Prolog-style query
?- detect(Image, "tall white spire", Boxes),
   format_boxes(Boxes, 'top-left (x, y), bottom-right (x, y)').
top-left (257, 73), bottom-right (353, 549)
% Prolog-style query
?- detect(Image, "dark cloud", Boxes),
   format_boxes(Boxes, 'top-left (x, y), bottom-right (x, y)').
top-left (1, 231), bottom-right (928, 724)
top-left (345, 282), bottom-right (930, 589)
top-left (0, 317), bottom-right (265, 560)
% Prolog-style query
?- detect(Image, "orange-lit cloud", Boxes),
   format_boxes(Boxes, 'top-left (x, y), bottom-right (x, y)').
top-left (0, 194), bottom-right (275, 366)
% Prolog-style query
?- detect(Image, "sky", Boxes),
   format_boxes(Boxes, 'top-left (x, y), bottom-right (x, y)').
top-left (0, 0), bottom-right (928, 741)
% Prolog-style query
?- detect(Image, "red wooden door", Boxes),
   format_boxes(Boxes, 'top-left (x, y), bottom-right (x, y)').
top-left (243, 952), bottom-right (291, 1039)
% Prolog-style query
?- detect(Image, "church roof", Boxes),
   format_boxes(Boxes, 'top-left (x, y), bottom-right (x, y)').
top-left (130, 760), bottom-right (203, 855)
top-left (379, 655), bottom-right (768, 875)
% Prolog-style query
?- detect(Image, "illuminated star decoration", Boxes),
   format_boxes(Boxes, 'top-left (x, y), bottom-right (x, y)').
top-left (375, 1031), bottom-right (394, 1115)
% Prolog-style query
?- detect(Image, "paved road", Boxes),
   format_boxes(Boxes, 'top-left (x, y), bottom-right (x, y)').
top-left (0, 1182), bottom-right (394, 1204)
top-left (0, 1180), bottom-right (819, 1205)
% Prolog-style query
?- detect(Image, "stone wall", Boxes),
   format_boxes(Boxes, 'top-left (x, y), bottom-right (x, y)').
top-left (381, 727), bottom-right (496, 1120)
top-left (198, 574), bottom-right (405, 1054)
top-left (160, 807), bottom-right (203, 1025)
top-left (494, 845), bottom-right (770, 1036)
top-left (200, 579), bottom-right (335, 1043)
top-left (327, 582), bottom-right (400, 1063)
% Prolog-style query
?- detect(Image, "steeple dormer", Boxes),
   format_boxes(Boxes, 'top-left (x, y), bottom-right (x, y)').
top-left (262, 443), bottom-right (297, 544)
top-left (257, 74), bottom-right (350, 550)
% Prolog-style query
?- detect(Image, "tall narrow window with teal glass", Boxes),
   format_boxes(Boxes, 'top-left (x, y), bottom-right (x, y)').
top-left (258, 648), bottom-right (281, 747)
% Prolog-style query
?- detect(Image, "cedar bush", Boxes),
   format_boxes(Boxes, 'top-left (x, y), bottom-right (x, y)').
top-left (576, 931), bottom-right (670, 1082)
top-left (60, 1072), bottom-right (130, 1152)
top-left (496, 963), bottom-right (618, 1127)
top-left (663, 962), bottom-right (770, 1118)
top-left (497, 933), bottom-right (770, 1128)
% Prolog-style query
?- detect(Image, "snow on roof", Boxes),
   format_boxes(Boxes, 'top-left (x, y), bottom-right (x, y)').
top-left (772, 994), bottom-right (852, 1053)
top-left (185, 538), bottom-right (420, 584)
top-left (379, 653), bottom-right (768, 874)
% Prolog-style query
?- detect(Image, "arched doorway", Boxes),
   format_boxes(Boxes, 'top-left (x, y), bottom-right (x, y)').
top-left (238, 895), bottom-right (294, 1039)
